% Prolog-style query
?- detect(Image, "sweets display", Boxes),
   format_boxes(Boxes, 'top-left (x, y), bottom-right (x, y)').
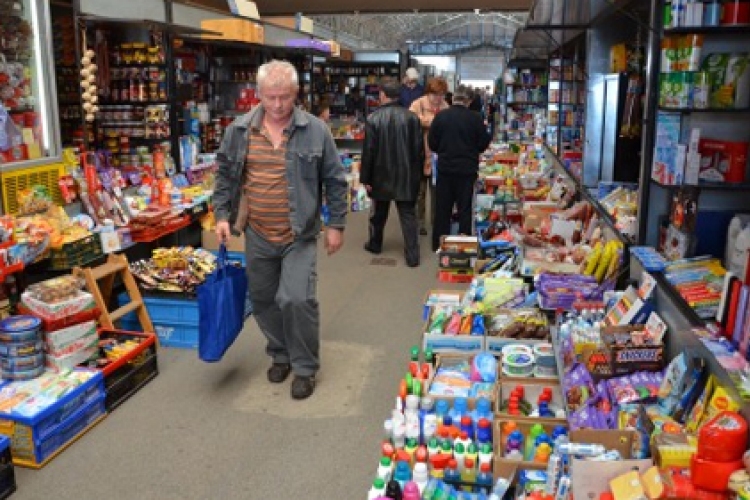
top-left (129, 247), bottom-right (220, 294)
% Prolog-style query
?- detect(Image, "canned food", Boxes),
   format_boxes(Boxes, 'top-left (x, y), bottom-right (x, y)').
top-left (0, 316), bottom-right (41, 343)
top-left (0, 339), bottom-right (42, 357)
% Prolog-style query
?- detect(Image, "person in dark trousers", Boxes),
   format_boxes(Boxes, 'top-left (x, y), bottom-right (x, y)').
top-left (360, 77), bottom-right (425, 267)
top-left (214, 60), bottom-right (348, 400)
top-left (428, 86), bottom-right (491, 251)
top-left (398, 67), bottom-right (424, 109)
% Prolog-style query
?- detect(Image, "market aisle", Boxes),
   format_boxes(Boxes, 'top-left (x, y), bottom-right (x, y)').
top-left (14, 210), bottom-right (458, 500)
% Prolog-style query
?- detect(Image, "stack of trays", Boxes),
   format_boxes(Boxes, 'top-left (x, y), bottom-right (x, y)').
top-left (0, 316), bottom-right (44, 380)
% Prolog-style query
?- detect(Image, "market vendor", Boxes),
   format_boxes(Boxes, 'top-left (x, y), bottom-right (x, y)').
top-left (213, 59), bottom-right (348, 400)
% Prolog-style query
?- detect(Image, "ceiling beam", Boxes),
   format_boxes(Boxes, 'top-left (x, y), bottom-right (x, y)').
top-left (177, 0), bottom-right (533, 15)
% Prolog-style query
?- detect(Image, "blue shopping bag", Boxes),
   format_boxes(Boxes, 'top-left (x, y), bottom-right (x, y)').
top-left (197, 244), bottom-right (249, 362)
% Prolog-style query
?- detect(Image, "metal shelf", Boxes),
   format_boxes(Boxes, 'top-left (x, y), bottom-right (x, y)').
top-left (651, 179), bottom-right (750, 191)
top-left (658, 106), bottom-right (750, 114)
top-left (663, 26), bottom-right (750, 35)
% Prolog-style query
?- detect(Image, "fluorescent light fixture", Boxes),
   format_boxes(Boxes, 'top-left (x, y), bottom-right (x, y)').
top-left (30, 0), bottom-right (51, 154)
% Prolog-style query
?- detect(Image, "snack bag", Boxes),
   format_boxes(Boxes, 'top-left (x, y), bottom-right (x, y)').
top-left (700, 385), bottom-right (740, 428)
top-left (658, 353), bottom-right (689, 415)
top-left (684, 375), bottom-right (715, 434)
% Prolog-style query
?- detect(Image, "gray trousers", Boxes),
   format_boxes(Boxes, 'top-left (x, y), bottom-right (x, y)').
top-left (367, 200), bottom-right (419, 266)
top-left (245, 227), bottom-right (319, 377)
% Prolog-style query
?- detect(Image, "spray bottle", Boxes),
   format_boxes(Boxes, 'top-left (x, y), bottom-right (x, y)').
top-left (402, 481), bottom-right (421, 500)
top-left (377, 456), bottom-right (393, 482)
top-left (368, 478), bottom-right (386, 500)
top-left (412, 463), bottom-right (429, 494)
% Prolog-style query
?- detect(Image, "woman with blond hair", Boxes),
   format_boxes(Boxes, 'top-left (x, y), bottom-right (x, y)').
top-left (409, 77), bottom-right (449, 236)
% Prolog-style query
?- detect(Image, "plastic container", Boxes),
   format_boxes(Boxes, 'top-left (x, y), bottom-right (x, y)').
top-left (117, 293), bottom-right (199, 348)
top-left (721, 0), bottom-right (750, 25)
top-left (0, 370), bottom-right (105, 467)
top-left (0, 340), bottom-right (42, 358)
top-left (501, 344), bottom-right (535, 377)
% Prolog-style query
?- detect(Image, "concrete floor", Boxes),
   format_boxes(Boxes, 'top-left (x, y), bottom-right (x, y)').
top-left (14, 210), bottom-right (462, 500)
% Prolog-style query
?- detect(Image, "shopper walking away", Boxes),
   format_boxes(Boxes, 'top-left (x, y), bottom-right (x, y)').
top-left (360, 77), bottom-right (425, 267)
top-left (213, 60), bottom-right (348, 400)
top-left (398, 67), bottom-right (424, 109)
top-left (409, 77), bottom-right (450, 236)
top-left (428, 86), bottom-right (491, 251)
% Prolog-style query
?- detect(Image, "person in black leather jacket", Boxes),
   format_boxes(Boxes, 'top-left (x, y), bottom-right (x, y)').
top-left (360, 77), bottom-right (425, 267)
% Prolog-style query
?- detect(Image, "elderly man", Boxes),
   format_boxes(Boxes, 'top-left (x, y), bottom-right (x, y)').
top-left (213, 60), bottom-right (348, 400)
top-left (398, 67), bottom-right (424, 109)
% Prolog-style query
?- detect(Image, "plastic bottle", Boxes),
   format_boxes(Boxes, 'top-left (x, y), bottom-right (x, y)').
top-left (430, 454), bottom-right (450, 479)
top-left (557, 442), bottom-right (606, 457)
top-left (415, 445), bottom-right (428, 464)
top-left (385, 478), bottom-right (403, 500)
top-left (489, 478), bottom-right (511, 500)
top-left (424, 414), bottom-right (438, 442)
top-left (555, 476), bottom-right (571, 500)
top-left (534, 443), bottom-right (553, 463)
top-left (454, 443), bottom-right (466, 472)
top-left (474, 397), bottom-right (492, 422)
top-left (460, 458), bottom-right (477, 492)
top-left (478, 442), bottom-right (493, 468)
top-left (377, 456), bottom-right (394, 482)
top-left (404, 438), bottom-right (419, 465)
top-left (476, 463), bottom-right (494, 491)
top-left (403, 481), bottom-right (421, 500)
top-left (427, 438), bottom-right (440, 458)
top-left (450, 397), bottom-right (469, 422)
top-left (412, 463), bottom-right (430, 494)
top-left (552, 426), bottom-right (568, 446)
top-left (384, 419), bottom-right (394, 442)
top-left (409, 346), bottom-right (420, 376)
top-left (444, 458), bottom-right (461, 485)
top-left (393, 424), bottom-right (406, 449)
top-left (500, 421), bottom-right (518, 445)
top-left (525, 424), bottom-right (545, 461)
top-left (422, 478), bottom-right (440, 499)
top-left (476, 418), bottom-right (492, 445)
top-left (368, 477), bottom-right (386, 499)
top-left (393, 461), bottom-right (412, 489)
top-left (441, 440), bottom-right (454, 460)
top-left (505, 430), bottom-right (524, 457)
top-left (435, 400), bottom-right (450, 425)
top-left (455, 431), bottom-right (472, 451)
top-left (545, 454), bottom-right (561, 494)
top-left (460, 416), bottom-right (474, 440)
top-left (466, 443), bottom-right (479, 468)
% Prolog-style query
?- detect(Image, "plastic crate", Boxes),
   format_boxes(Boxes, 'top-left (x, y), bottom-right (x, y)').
top-left (117, 293), bottom-right (198, 349)
top-left (0, 163), bottom-right (64, 215)
top-left (96, 329), bottom-right (159, 411)
top-left (48, 234), bottom-right (103, 270)
top-left (0, 371), bottom-right (106, 468)
top-left (0, 436), bottom-right (15, 499)
top-left (16, 395), bottom-right (106, 469)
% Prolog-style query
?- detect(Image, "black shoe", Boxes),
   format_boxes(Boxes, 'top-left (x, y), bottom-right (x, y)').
top-left (267, 363), bottom-right (291, 383)
top-left (406, 260), bottom-right (420, 268)
top-left (419, 227), bottom-right (428, 236)
top-left (291, 375), bottom-right (316, 399)
top-left (363, 242), bottom-right (381, 254)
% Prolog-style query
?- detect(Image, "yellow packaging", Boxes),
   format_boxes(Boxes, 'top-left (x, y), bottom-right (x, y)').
top-left (641, 466), bottom-right (665, 500)
top-left (610, 470), bottom-right (647, 500)
top-left (684, 375), bottom-right (715, 433)
top-left (700, 385), bottom-right (740, 427)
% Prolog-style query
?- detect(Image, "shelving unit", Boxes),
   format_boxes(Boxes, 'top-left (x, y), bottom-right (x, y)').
top-left (547, 46), bottom-right (587, 156)
top-left (314, 61), bottom-right (400, 118)
top-left (501, 60), bottom-right (548, 143)
top-left (638, 16), bottom-right (750, 252)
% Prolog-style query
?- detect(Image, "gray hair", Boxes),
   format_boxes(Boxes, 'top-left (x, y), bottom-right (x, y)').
top-left (257, 60), bottom-right (299, 92)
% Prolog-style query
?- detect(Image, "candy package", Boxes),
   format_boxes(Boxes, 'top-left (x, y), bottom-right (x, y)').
top-left (563, 363), bottom-right (597, 411)
top-left (658, 353), bottom-right (689, 415)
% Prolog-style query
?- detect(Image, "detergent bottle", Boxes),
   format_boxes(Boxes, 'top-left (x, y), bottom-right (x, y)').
top-left (403, 481), bottom-right (421, 500)
top-left (412, 463), bottom-right (429, 494)
top-left (377, 456), bottom-right (393, 482)
top-left (368, 477), bottom-right (386, 499)
top-left (393, 461), bottom-right (412, 489)
top-left (478, 442), bottom-right (493, 468)
top-left (477, 463), bottom-right (494, 491)
top-left (453, 442), bottom-right (467, 472)
top-left (525, 424), bottom-right (545, 461)
top-left (460, 416), bottom-right (474, 440)
top-left (385, 478), bottom-right (403, 500)
top-left (476, 418), bottom-right (492, 445)
top-left (444, 458), bottom-right (461, 485)
top-left (460, 458), bottom-right (478, 492)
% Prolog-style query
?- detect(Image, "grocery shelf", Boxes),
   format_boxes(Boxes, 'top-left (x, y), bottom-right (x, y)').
top-left (663, 26), bottom-right (750, 35)
top-left (657, 106), bottom-right (750, 114)
top-left (651, 179), bottom-right (750, 191)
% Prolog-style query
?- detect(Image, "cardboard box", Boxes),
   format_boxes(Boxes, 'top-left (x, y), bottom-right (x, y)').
top-left (699, 138), bottom-right (748, 183)
top-left (580, 325), bottom-right (665, 378)
top-left (522, 202), bottom-right (560, 232)
top-left (250, 23), bottom-right (264, 44)
top-left (425, 354), bottom-right (494, 409)
top-left (422, 289), bottom-right (465, 321)
top-left (493, 418), bottom-right (569, 469)
top-left (202, 229), bottom-right (245, 253)
top-left (201, 19), bottom-right (255, 42)
top-left (494, 379), bottom-right (566, 423)
top-left (438, 234), bottom-right (477, 269)
top-left (570, 457), bottom-right (654, 499)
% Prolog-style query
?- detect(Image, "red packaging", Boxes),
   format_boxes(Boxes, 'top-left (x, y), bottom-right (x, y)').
top-left (691, 455), bottom-right (744, 492)
top-left (699, 139), bottom-right (748, 183)
top-left (697, 411), bottom-right (748, 462)
top-left (722, 0), bottom-right (750, 25)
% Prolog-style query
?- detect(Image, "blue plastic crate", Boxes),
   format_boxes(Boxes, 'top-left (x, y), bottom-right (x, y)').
top-left (118, 293), bottom-right (199, 349)
top-left (0, 371), bottom-right (105, 467)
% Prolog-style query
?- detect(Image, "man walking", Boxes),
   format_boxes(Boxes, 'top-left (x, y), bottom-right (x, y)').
top-left (214, 60), bottom-right (348, 400)
top-left (361, 77), bottom-right (424, 267)
top-left (428, 86), bottom-right (491, 251)
top-left (398, 67), bottom-right (424, 109)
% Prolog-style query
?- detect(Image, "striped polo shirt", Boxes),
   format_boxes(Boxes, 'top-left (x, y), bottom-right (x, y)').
top-left (244, 124), bottom-right (294, 245)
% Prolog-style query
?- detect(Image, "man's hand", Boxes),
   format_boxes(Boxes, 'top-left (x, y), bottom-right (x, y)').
top-left (324, 227), bottom-right (344, 256)
top-left (215, 220), bottom-right (231, 244)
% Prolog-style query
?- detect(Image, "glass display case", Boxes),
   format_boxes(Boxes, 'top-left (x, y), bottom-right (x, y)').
top-left (0, 0), bottom-right (60, 170)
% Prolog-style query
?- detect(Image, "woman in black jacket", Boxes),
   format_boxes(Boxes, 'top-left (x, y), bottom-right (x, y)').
top-left (360, 77), bottom-right (425, 267)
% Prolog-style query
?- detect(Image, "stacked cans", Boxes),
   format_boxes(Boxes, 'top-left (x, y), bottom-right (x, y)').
top-left (0, 316), bottom-right (44, 380)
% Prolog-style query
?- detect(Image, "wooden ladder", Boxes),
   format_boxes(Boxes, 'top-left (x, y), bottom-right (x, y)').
top-left (74, 254), bottom-right (154, 334)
